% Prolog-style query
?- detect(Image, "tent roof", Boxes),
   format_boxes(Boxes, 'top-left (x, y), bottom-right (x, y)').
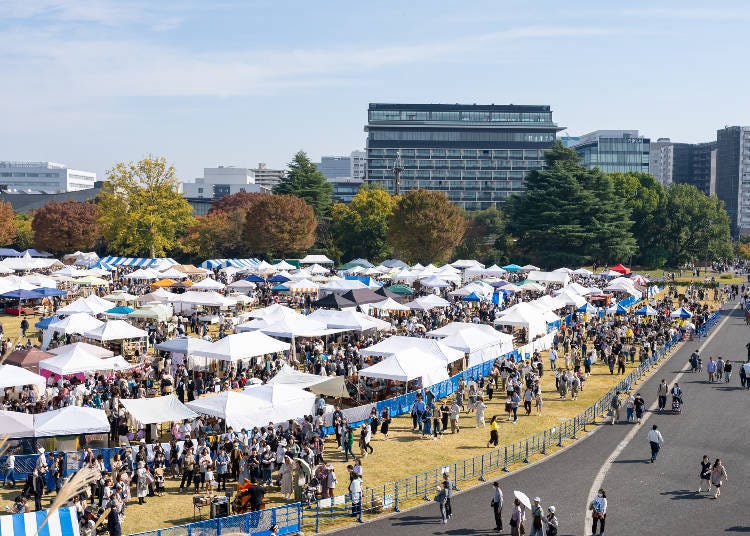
top-left (48, 342), bottom-right (114, 358)
top-left (369, 297), bottom-right (410, 311)
top-left (155, 336), bottom-right (215, 354)
top-left (186, 391), bottom-right (272, 429)
top-left (311, 293), bottom-right (357, 309)
top-left (48, 313), bottom-right (104, 335)
top-left (610, 263), bottom-right (631, 274)
top-left (360, 335), bottom-right (464, 364)
top-left (191, 277), bottom-right (225, 290)
top-left (192, 332), bottom-right (290, 361)
top-left (173, 291), bottom-right (233, 307)
top-left (340, 288), bottom-right (388, 305)
top-left (39, 345), bottom-right (109, 375)
top-left (57, 295), bottom-right (113, 315)
top-left (427, 321), bottom-right (501, 338)
top-left (358, 348), bottom-right (449, 386)
top-left (4, 347), bottom-right (55, 372)
top-left (0, 409), bottom-right (35, 438)
top-left (308, 309), bottom-right (392, 332)
top-left (266, 364), bottom-right (350, 397)
top-left (440, 326), bottom-right (514, 353)
top-left (299, 254), bottom-right (334, 264)
top-left (0, 364), bottom-right (46, 391)
top-left (120, 394), bottom-right (198, 424)
top-left (84, 319), bottom-right (148, 341)
top-left (34, 406), bottom-right (110, 437)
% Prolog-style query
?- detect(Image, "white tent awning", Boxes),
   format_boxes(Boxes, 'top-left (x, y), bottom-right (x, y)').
top-left (120, 395), bottom-right (198, 424)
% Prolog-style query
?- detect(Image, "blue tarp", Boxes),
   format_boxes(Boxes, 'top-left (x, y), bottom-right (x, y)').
top-left (244, 274), bottom-right (266, 283)
top-left (463, 292), bottom-right (482, 302)
top-left (35, 316), bottom-right (61, 329)
top-left (31, 287), bottom-right (68, 297)
top-left (502, 264), bottom-right (522, 272)
top-left (99, 256), bottom-right (178, 268)
top-left (268, 275), bottom-right (291, 283)
top-left (0, 289), bottom-right (44, 300)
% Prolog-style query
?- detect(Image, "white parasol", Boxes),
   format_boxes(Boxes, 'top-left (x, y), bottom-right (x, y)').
top-left (514, 490), bottom-right (532, 509)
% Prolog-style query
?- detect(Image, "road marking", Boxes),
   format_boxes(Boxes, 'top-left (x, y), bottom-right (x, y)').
top-left (582, 305), bottom-right (736, 536)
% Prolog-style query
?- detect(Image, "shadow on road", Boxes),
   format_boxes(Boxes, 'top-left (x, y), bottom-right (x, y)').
top-left (726, 527), bottom-right (750, 533)
top-left (393, 515), bottom-right (441, 526)
top-left (660, 489), bottom-right (704, 500)
top-left (613, 459), bottom-right (650, 464)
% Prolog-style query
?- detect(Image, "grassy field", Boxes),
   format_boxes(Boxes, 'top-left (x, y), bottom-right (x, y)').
top-left (0, 285), bottom-right (721, 534)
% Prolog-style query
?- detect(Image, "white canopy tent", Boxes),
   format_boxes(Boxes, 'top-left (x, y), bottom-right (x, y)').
top-left (368, 298), bottom-right (410, 312)
top-left (495, 302), bottom-right (549, 340)
top-left (47, 313), bottom-right (104, 336)
top-left (191, 332), bottom-right (290, 361)
top-left (173, 291), bottom-right (233, 308)
top-left (123, 268), bottom-right (161, 280)
top-left (120, 395), bottom-right (198, 424)
top-left (427, 321), bottom-right (501, 338)
top-left (299, 254), bottom-right (334, 265)
top-left (57, 295), bottom-right (114, 316)
top-left (319, 279), bottom-right (369, 294)
top-left (34, 406), bottom-right (110, 437)
top-left (440, 326), bottom-right (514, 367)
top-left (405, 295), bottom-right (451, 310)
top-left (99, 355), bottom-right (138, 371)
top-left (191, 278), bottom-right (225, 291)
top-left (137, 288), bottom-right (174, 304)
top-left (241, 383), bottom-right (317, 425)
top-left (48, 342), bottom-right (114, 358)
top-left (0, 364), bottom-right (46, 391)
top-left (186, 391), bottom-right (272, 430)
top-left (39, 346), bottom-right (110, 375)
top-left (266, 364), bottom-right (350, 397)
top-left (359, 335), bottom-right (464, 365)
top-left (84, 320), bottom-right (148, 341)
top-left (0, 409), bottom-right (35, 437)
top-left (102, 291), bottom-right (139, 302)
top-left (358, 348), bottom-right (449, 388)
top-left (307, 309), bottom-right (392, 332)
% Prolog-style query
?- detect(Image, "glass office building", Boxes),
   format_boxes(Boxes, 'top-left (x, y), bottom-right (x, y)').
top-left (571, 130), bottom-right (650, 174)
top-left (365, 103), bottom-right (561, 210)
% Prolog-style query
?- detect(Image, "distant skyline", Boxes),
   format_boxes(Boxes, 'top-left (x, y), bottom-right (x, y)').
top-left (1, 0), bottom-right (749, 183)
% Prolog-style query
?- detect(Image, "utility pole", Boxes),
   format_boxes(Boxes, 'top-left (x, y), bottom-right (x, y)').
top-left (392, 150), bottom-right (403, 195)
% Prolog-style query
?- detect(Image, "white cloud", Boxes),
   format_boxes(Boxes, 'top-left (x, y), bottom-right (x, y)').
top-left (0, 24), bottom-right (617, 99)
top-left (619, 7), bottom-right (750, 21)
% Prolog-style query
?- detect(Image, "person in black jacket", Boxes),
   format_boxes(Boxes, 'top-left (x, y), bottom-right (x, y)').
top-left (29, 468), bottom-right (45, 511)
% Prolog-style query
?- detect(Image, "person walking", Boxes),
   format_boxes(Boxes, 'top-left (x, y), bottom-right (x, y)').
top-left (435, 481), bottom-right (450, 524)
top-left (609, 391), bottom-right (622, 425)
top-left (625, 392), bottom-right (635, 423)
top-left (476, 397), bottom-right (487, 427)
top-left (544, 505), bottom-right (558, 536)
top-left (510, 391), bottom-right (520, 424)
top-left (648, 424), bottom-right (664, 463)
top-left (633, 392), bottom-right (645, 424)
top-left (590, 488), bottom-right (607, 536)
top-left (706, 357), bottom-right (717, 383)
top-left (442, 471), bottom-right (454, 519)
top-left (530, 496), bottom-right (544, 536)
top-left (710, 459), bottom-right (728, 499)
top-left (487, 416), bottom-right (500, 448)
top-left (3, 451), bottom-right (16, 488)
top-left (380, 407), bottom-right (391, 440)
top-left (348, 473), bottom-right (363, 521)
top-left (657, 379), bottom-right (668, 411)
top-left (698, 455), bottom-right (712, 493)
top-left (450, 399), bottom-right (461, 433)
top-left (723, 360), bottom-right (733, 383)
top-left (491, 481), bottom-right (503, 532)
top-left (510, 497), bottom-right (526, 536)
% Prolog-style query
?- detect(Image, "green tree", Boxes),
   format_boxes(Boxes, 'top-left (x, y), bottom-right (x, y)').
top-left (331, 186), bottom-right (395, 262)
top-left (273, 151), bottom-right (333, 218)
top-left (32, 200), bottom-right (101, 255)
top-left (387, 189), bottom-right (467, 264)
top-left (662, 184), bottom-right (732, 266)
top-left (0, 201), bottom-right (17, 246)
top-left (12, 213), bottom-right (33, 251)
top-left (453, 207), bottom-right (513, 265)
top-left (244, 195), bottom-right (317, 258)
top-left (98, 156), bottom-right (194, 257)
top-left (610, 172), bottom-right (669, 267)
top-left (507, 142), bottom-right (637, 267)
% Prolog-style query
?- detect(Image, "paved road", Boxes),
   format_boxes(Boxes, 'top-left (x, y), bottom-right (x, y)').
top-left (334, 305), bottom-right (750, 536)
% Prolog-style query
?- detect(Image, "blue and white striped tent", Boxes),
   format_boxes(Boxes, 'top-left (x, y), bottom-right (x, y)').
top-left (99, 256), bottom-right (178, 268)
top-left (199, 258), bottom-right (260, 269)
top-left (0, 506), bottom-right (80, 536)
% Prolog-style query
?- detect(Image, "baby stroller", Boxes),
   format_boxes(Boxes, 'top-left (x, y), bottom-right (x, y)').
top-left (154, 468), bottom-right (166, 496)
top-left (671, 394), bottom-right (683, 414)
top-left (302, 477), bottom-right (320, 503)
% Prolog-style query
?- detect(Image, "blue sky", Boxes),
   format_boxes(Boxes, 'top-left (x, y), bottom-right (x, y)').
top-left (1, 0), bottom-right (749, 183)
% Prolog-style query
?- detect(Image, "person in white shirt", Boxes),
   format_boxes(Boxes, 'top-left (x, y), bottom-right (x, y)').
top-left (647, 424), bottom-right (664, 462)
top-left (349, 474), bottom-right (363, 521)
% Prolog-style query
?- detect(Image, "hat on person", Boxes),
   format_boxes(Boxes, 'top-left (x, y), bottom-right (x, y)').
top-left (493, 481), bottom-right (500, 487)
top-left (533, 497), bottom-right (541, 503)
top-left (548, 505), bottom-right (555, 513)
top-left (38, 447), bottom-right (45, 454)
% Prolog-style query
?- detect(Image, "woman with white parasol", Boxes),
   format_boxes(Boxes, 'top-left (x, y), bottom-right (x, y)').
top-left (510, 490), bottom-right (530, 536)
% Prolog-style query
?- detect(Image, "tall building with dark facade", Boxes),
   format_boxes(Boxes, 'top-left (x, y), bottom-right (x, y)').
top-left (570, 130), bottom-right (650, 174)
top-left (364, 103), bottom-right (561, 210)
top-left (651, 140), bottom-right (717, 195)
top-left (716, 126), bottom-right (750, 236)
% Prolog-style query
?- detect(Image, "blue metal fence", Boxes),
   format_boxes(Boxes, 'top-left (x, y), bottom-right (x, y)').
top-left (305, 310), bottom-right (721, 532)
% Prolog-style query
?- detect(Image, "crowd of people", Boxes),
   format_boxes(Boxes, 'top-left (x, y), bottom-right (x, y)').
top-left (0, 260), bottom-right (738, 536)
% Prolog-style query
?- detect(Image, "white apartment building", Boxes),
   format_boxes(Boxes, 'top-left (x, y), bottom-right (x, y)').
top-left (350, 150), bottom-right (366, 181)
top-left (182, 166), bottom-right (267, 199)
top-left (252, 163), bottom-right (285, 190)
top-left (0, 161), bottom-right (96, 193)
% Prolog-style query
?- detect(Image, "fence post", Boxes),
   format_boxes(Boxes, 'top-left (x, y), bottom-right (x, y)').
top-left (479, 454), bottom-right (485, 481)
top-left (216, 516), bottom-right (222, 536)
top-left (315, 498), bottom-right (320, 534)
top-left (557, 426), bottom-right (563, 447)
top-left (453, 463), bottom-right (460, 491)
top-left (523, 440), bottom-right (529, 463)
top-left (583, 411), bottom-right (587, 433)
top-left (358, 495), bottom-right (363, 524)
top-left (423, 473), bottom-right (429, 501)
top-left (502, 446), bottom-right (509, 472)
top-left (394, 481), bottom-right (400, 512)
top-left (572, 417), bottom-right (577, 439)
top-left (541, 429), bottom-right (547, 455)
top-left (245, 510), bottom-right (251, 533)
top-left (593, 402), bottom-right (598, 425)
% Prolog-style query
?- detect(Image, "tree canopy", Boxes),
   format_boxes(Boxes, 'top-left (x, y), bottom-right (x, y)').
top-left (387, 189), bottom-right (467, 264)
top-left (207, 191), bottom-right (268, 215)
top-left (0, 201), bottom-right (16, 246)
top-left (97, 155), bottom-right (194, 257)
top-left (453, 207), bottom-right (512, 265)
top-left (32, 200), bottom-right (100, 255)
top-left (331, 186), bottom-right (395, 262)
top-left (181, 210), bottom-right (248, 261)
top-left (507, 142), bottom-right (637, 267)
top-left (273, 151), bottom-right (333, 218)
top-left (243, 195), bottom-right (317, 258)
